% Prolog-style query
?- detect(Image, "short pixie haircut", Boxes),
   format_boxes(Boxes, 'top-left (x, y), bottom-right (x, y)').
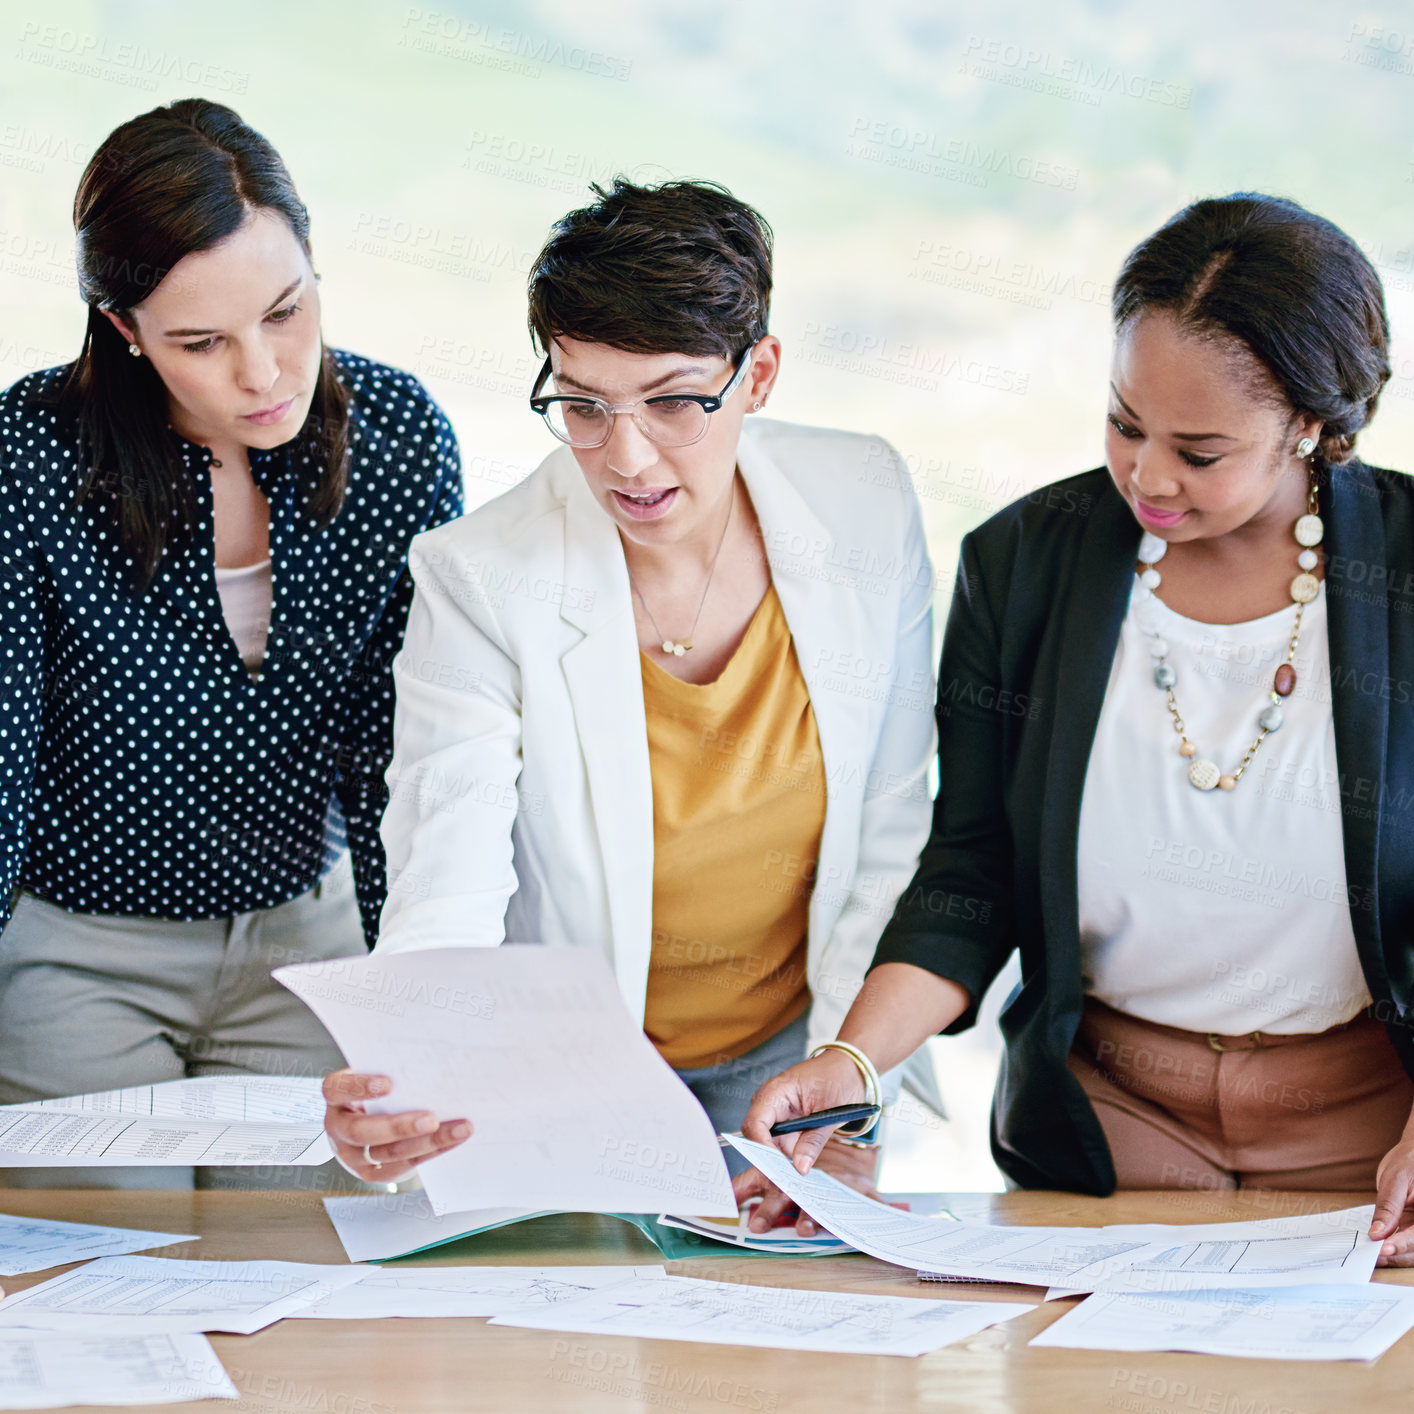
top-left (527, 177), bottom-right (773, 360)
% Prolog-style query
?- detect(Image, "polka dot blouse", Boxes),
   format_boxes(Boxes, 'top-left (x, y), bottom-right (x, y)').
top-left (0, 350), bottom-right (464, 946)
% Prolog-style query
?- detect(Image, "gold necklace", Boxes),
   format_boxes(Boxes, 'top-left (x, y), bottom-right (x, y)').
top-left (628, 492), bottom-right (734, 657)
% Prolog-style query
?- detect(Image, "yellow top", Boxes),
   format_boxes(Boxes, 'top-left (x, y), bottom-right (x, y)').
top-left (640, 584), bottom-right (827, 1070)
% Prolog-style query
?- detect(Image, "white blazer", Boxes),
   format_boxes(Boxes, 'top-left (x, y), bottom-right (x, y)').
top-left (375, 417), bottom-right (937, 1050)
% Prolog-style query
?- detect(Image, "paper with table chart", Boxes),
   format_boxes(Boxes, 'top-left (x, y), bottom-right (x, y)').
top-left (0, 1332), bottom-right (237, 1407)
top-left (725, 1135), bottom-right (1155, 1287)
top-left (726, 1136), bottom-right (1382, 1292)
top-left (490, 1273), bottom-right (1035, 1356)
top-left (1032, 1283), bottom-right (1414, 1361)
top-left (0, 1075), bottom-right (332, 1166)
top-left (276, 946), bottom-right (737, 1217)
top-left (291, 1264), bottom-right (667, 1318)
top-left (0, 1255), bottom-right (366, 1335)
top-left (0, 1213), bottom-right (196, 1275)
top-left (1054, 1205), bottom-right (1381, 1294)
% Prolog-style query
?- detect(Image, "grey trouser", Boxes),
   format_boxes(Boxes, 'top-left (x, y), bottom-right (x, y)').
top-left (0, 854), bottom-right (365, 1191)
top-left (674, 1009), bottom-right (811, 1176)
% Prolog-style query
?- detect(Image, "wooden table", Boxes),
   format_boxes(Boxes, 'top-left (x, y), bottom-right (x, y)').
top-left (0, 1187), bottom-right (1407, 1413)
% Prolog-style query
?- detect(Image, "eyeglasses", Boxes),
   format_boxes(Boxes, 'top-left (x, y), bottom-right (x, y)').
top-left (529, 344), bottom-right (757, 448)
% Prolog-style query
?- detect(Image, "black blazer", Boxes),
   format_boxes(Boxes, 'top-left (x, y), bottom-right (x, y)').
top-left (874, 461), bottom-right (1414, 1194)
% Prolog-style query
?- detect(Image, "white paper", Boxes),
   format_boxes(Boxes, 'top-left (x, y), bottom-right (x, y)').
top-left (1077, 1205), bottom-right (1381, 1293)
top-left (724, 1136), bottom-right (1152, 1286)
top-left (662, 1192), bottom-right (944, 1259)
top-left (1031, 1283), bottom-right (1414, 1361)
top-left (728, 1138), bottom-right (1386, 1295)
top-left (658, 1210), bottom-right (850, 1255)
top-left (0, 1331), bottom-right (236, 1407)
top-left (0, 1077), bottom-right (331, 1167)
top-left (291, 1264), bottom-right (666, 1319)
top-left (0, 1213), bottom-right (196, 1276)
top-left (1, 1075), bottom-right (325, 1122)
top-left (491, 1273), bottom-right (1033, 1356)
top-left (0, 1255), bottom-right (366, 1335)
top-left (276, 947), bottom-right (736, 1217)
top-left (323, 1190), bottom-right (553, 1263)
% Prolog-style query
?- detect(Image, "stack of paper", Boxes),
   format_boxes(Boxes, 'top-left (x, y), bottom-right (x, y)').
top-left (0, 1076), bottom-right (331, 1167)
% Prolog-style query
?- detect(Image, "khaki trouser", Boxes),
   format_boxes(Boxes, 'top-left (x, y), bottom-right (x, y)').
top-left (1069, 996), bottom-right (1414, 1190)
top-left (0, 854), bottom-right (366, 1191)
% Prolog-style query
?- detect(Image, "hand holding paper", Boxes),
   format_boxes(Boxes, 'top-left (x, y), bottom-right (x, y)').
top-left (277, 945), bottom-right (737, 1217)
top-left (321, 1068), bottom-right (471, 1183)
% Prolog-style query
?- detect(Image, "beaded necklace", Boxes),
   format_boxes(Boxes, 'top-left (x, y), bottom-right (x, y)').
top-left (1135, 472), bottom-right (1323, 793)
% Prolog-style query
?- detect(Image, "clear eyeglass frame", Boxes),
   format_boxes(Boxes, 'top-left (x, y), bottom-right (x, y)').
top-left (528, 342), bottom-right (758, 448)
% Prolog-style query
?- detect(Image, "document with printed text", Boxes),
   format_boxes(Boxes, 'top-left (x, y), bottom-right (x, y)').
top-left (277, 947), bottom-right (737, 1217)
top-left (0, 1331), bottom-right (237, 1407)
top-left (490, 1273), bottom-right (1034, 1356)
top-left (727, 1137), bottom-right (1383, 1293)
top-left (1075, 1205), bottom-right (1381, 1293)
top-left (0, 1076), bottom-right (331, 1167)
top-left (0, 1213), bottom-right (196, 1276)
top-left (1032, 1283), bottom-right (1414, 1361)
top-left (0, 1255), bottom-right (366, 1335)
top-left (724, 1135), bottom-right (1152, 1286)
top-left (293, 1264), bottom-right (666, 1319)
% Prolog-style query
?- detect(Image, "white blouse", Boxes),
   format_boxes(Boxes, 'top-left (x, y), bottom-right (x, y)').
top-left (1076, 576), bottom-right (1370, 1035)
top-left (213, 559), bottom-right (273, 675)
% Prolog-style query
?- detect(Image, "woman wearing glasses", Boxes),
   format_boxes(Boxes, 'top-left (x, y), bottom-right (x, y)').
top-left (322, 178), bottom-right (936, 1182)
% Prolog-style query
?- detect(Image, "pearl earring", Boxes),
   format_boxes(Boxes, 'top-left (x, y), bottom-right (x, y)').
top-left (1295, 437), bottom-right (1315, 458)
top-left (127, 343), bottom-right (141, 358)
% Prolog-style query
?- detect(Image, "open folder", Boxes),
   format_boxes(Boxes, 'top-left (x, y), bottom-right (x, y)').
top-left (321, 1188), bottom-right (857, 1263)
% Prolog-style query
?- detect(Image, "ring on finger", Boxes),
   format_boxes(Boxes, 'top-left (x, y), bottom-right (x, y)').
top-left (363, 1143), bottom-right (382, 1170)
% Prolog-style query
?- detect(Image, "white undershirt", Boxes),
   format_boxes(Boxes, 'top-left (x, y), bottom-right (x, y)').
top-left (1076, 576), bottom-right (1370, 1034)
top-left (213, 559), bottom-right (273, 676)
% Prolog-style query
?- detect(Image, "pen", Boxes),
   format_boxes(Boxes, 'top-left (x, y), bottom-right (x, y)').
top-left (768, 1103), bottom-right (881, 1136)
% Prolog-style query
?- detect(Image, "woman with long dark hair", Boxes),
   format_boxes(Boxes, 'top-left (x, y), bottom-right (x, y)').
top-left (738, 194), bottom-right (1414, 1260)
top-left (0, 98), bottom-right (462, 1187)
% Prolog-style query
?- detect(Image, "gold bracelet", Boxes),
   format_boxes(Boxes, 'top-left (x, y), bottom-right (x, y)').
top-left (809, 1040), bottom-right (882, 1136)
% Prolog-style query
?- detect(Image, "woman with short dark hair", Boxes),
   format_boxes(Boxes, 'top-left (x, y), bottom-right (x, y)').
top-left (322, 178), bottom-right (936, 1185)
top-left (0, 98), bottom-right (462, 1187)
top-left (739, 194), bottom-right (1414, 1261)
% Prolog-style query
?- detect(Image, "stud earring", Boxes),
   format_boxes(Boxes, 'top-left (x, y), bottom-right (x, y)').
top-left (128, 343), bottom-right (141, 358)
top-left (752, 401), bottom-right (762, 411)
top-left (1295, 436), bottom-right (1316, 458)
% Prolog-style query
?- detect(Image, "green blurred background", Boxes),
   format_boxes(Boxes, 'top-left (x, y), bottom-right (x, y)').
top-left (4, 0), bottom-right (1412, 1187)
